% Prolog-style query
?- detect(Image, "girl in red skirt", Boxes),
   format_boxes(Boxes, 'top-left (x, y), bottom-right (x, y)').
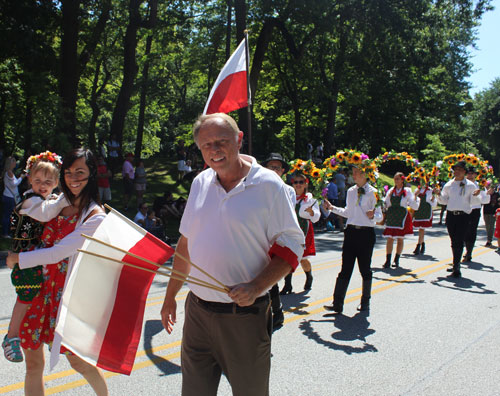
top-left (412, 179), bottom-right (437, 255)
top-left (280, 173), bottom-right (320, 294)
top-left (383, 172), bottom-right (418, 268)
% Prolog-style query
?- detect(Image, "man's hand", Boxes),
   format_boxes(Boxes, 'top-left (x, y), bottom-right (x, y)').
top-left (366, 210), bottom-right (374, 219)
top-left (473, 189), bottom-right (480, 196)
top-left (322, 199), bottom-right (333, 211)
top-left (160, 296), bottom-right (177, 334)
top-left (305, 206), bottom-right (314, 216)
top-left (6, 252), bottom-right (18, 269)
top-left (228, 283), bottom-right (260, 307)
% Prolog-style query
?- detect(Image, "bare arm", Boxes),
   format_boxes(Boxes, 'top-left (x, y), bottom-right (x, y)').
top-left (161, 235), bottom-right (191, 334)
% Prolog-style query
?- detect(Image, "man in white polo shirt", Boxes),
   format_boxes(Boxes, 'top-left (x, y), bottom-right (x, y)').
top-left (437, 160), bottom-right (479, 278)
top-left (160, 113), bottom-right (304, 396)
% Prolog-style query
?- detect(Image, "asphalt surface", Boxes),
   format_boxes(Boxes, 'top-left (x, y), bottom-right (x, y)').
top-left (1, 220), bottom-right (499, 395)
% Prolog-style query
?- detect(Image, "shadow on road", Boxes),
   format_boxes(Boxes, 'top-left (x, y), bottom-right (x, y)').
top-left (281, 290), bottom-right (311, 316)
top-left (143, 319), bottom-right (181, 376)
top-left (430, 276), bottom-right (496, 295)
top-left (373, 266), bottom-right (425, 284)
top-left (462, 259), bottom-right (500, 273)
top-left (299, 312), bottom-right (377, 355)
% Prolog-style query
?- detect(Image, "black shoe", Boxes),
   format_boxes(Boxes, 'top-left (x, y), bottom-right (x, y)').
top-left (272, 310), bottom-right (284, 329)
top-left (420, 242), bottom-right (425, 254)
top-left (462, 254), bottom-right (471, 263)
top-left (357, 301), bottom-right (370, 311)
top-left (383, 261), bottom-right (391, 268)
top-left (304, 271), bottom-right (313, 290)
top-left (279, 285), bottom-right (292, 295)
top-left (413, 244), bottom-right (421, 255)
top-left (449, 270), bottom-right (461, 278)
top-left (392, 261), bottom-right (399, 268)
top-left (324, 303), bottom-right (343, 314)
top-left (485, 242), bottom-right (492, 248)
top-left (446, 267), bottom-right (454, 272)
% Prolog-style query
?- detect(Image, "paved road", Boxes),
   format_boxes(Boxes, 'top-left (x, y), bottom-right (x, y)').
top-left (1, 221), bottom-right (499, 395)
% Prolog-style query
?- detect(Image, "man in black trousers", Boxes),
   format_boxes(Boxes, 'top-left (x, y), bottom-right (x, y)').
top-left (436, 161), bottom-right (479, 278)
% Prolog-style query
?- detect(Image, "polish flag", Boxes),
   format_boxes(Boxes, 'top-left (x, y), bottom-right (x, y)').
top-left (50, 208), bottom-right (174, 375)
top-left (203, 38), bottom-right (249, 115)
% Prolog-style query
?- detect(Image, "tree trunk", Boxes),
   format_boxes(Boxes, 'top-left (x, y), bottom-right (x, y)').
top-left (24, 90), bottom-right (33, 153)
top-left (135, 0), bottom-right (158, 160)
top-left (225, 0), bottom-right (232, 60)
top-left (58, 0), bottom-right (80, 146)
top-left (88, 59), bottom-right (111, 152)
top-left (109, 0), bottom-right (143, 152)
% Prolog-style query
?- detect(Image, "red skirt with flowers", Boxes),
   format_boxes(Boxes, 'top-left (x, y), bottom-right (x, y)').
top-left (303, 220), bottom-right (316, 257)
top-left (20, 213), bottom-right (78, 351)
top-left (383, 214), bottom-right (413, 238)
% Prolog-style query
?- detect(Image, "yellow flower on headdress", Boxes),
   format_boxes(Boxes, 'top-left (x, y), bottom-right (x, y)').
top-left (311, 169), bottom-right (320, 178)
top-left (336, 152), bottom-right (345, 161)
top-left (457, 153), bottom-right (465, 160)
top-left (296, 159), bottom-right (305, 168)
top-left (351, 153), bottom-right (362, 164)
top-left (471, 157), bottom-right (479, 166)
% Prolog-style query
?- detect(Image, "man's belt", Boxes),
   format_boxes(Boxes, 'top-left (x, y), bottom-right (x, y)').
top-left (347, 224), bottom-right (373, 230)
top-left (447, 210), bottom-right (466, 215)
top-left (191, 293), bottom-right (269, 315)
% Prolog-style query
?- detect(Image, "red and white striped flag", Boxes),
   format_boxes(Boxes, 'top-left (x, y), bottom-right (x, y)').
top-left (203, 38), bottom-right (249, 115)
top-left (50, 208), bottom-right (174, 375)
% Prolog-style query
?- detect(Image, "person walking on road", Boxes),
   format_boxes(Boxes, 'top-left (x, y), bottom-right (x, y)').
top-left (280, 172), bottom-right (320, 294)
top-left (382, 172), bottom-right (418, 268)
top-left (412, 179), bottom-right (437, 255)
top-left (462, 167), bottom-right (492, 262)
top-left (436, 160), bottom-right (479, 278)
top-left (160, 113), bottom-right (304, 396)
top-left (262, 153), bottom-right (295, 330)
top-left (483, 185), bottom-right (499, 247)
top-left (322, 165), bottom-right (382, 314)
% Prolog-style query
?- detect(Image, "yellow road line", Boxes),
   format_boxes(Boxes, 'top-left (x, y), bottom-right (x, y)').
top-left (0, 244), bottom-right (493, 394)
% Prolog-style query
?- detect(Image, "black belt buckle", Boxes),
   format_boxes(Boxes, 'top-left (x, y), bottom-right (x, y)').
top-left (193, 293), bottom-right (269, 315)
top-left (349, 225), bottom-right (370, 230)
top-left (449, 210), bottom-right (464, 215)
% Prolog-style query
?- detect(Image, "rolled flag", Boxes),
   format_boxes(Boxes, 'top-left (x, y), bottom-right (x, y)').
top-left (50, 208), bottom-right (174, 375)
top-left (203, 38), bottom-right (249, 114)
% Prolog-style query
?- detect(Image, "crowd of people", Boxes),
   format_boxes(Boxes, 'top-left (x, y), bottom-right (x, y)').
top-left (1, 113), bottom-right (499, 395)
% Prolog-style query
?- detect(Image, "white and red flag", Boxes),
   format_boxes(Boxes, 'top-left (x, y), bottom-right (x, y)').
top-left (50, 208), bottom-right (174, 375)
top-left (203, 38), bottom-right (249, 115)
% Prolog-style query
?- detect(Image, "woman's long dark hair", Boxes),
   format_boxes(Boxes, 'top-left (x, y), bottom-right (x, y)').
top-left (60, 148), bottom-right (101, 214)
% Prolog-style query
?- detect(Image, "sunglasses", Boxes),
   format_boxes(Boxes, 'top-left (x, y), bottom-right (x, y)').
top-left (292, 180), bottom-right (305, 185)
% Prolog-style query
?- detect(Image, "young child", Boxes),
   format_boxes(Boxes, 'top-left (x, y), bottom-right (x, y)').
top-left (2, 151), bottom-right (68, 363)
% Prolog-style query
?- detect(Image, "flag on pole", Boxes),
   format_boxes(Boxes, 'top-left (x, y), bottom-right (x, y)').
top-left (203, 38), bottom-right (249, 115)
top-left (50, 208), bottom-right (175, 375)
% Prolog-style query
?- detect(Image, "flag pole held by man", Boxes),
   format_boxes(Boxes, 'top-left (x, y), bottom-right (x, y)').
top-left (161, 113), bottom-right (305, 395)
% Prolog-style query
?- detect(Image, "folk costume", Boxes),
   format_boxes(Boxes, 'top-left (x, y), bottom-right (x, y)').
top-left (17, 202), bottom-right (104, 354)
top-left (412, 186), bottom-right (437, 254)
top-left (9, 192), bottom-right (69, 303)
top-left (324, 182), bottom-right (383, 313)
top-left (437, 172), bottom-right (476, 277)
top-left (383, 186), bottom-right (418, 268)
top-left (463, 180), bottom-right (491, 261)
top-left (281, 192), bottom-right (320, 294)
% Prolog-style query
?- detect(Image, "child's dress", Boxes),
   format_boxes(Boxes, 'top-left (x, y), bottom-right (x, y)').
top-left (20, 213), bottom-right (78, 351)
top-left (494, 208), bottom-right (500, 239)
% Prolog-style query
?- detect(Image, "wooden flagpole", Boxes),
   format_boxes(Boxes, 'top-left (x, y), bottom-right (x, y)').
top-left (103, 204), bottom-right (231, 292)
top-left (81, 233), bottom-right (230, 293)
top-left (244, 29), bottom-right (252, 155)
top-left (77, 249), bottom-right (228, 293)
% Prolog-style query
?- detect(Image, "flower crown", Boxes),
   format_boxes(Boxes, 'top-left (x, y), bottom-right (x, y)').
top-left (323, 150), bottom-right (378, 183)
top-left (25, 151), bottom-right (63, 174)
top-left (439, 153), bottom-right (498, 186)
top-left (288, 159), bottom-right (326, 199)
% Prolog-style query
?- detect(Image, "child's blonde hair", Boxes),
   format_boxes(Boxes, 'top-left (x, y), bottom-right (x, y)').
top-left (29, 160), bottom-right (60, 181)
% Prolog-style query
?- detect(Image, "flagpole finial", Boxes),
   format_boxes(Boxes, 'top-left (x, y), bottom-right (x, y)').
top-left (244, 29), bottom-right (249, 35)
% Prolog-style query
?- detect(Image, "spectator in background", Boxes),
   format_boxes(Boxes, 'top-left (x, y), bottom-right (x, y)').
top-left (145, 209), bottom-right (166, 241)
top-left (134, 159), bottom-right (147, 208)
top-left (2, 157), bottom-right (26, 238)
top-left (316, 143), bottom-right (324, 161)
top-left (96, 156), bottom-right (112, 204)
top-left (97, 138), bottom-right (107, 160)
top-left (134, 202), bottom-right (148, 227)
top-left (107, 134), bottom-right (120, 177)
top-left (122, 153), bottom-right (135, 211)
top-left (483, 184), bottom-right (500, 247)
top-left (306, 142), bottom-right (313, 160)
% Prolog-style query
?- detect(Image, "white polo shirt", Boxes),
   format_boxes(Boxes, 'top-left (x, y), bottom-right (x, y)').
top-left (180, 155), bottom-right (305, 302)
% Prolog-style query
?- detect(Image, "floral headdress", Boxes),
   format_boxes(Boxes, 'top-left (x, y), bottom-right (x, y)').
top-left (323, 150), bottom-right (384, 206)
top-left (288, 159), bottom-right (326, 199)
top-left (439, 153), bottom-right (498, 187)
top-left (25, 151), bottom-right (63, 174)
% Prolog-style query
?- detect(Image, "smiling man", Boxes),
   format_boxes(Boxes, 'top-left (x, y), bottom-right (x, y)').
top-left (161, 113), bottom-right (304, 396)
